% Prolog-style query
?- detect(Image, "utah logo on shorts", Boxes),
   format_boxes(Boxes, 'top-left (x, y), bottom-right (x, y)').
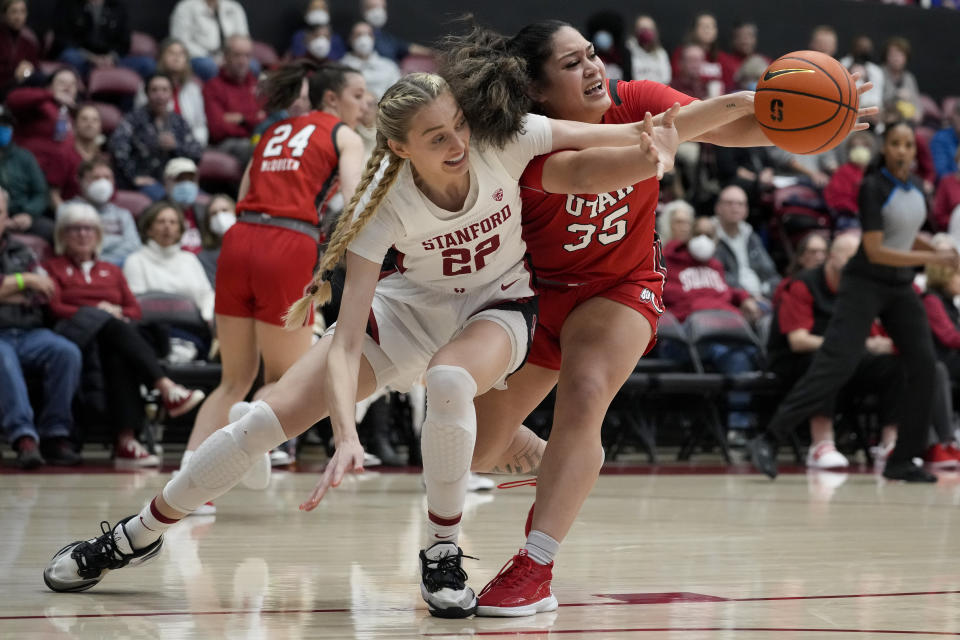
top-left (492, 188), bottom-right (503, 202)
top-left (640, 287), bottom-right (665, 314)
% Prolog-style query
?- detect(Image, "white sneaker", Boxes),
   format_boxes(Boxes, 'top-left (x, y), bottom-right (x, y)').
top-left (806, 441), bottom-right (849, 469)
top-left (419, 542), bottom-right (478, 618)
top-left (872, 442), bottom-right (896, 466)
top-left (467, 473), bottom-right (495, 491)
top-left (270, 448), bottom-right (293, 467)
top-left (364, 452), bottom-right (382, 467)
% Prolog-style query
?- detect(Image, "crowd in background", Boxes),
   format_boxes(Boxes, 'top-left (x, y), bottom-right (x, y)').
top-left (2, 0), bottom-right (960, 471)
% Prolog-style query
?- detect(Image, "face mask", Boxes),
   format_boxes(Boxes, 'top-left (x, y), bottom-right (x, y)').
top-left (171, 180), bottom-right (199, 205)
top-left (688, 234), bottom-right (716, 262)
top-left (635, 28), bottom-right (656, 47)
top-left (305, 9), bottom-right (329, 26)
top-left (364, 7), bottom-right (387, 28)
top-left (593, 30), bottom-right (614, 52)
top-left (0, 125), bottom-right (11, 148)
top-left (308, 36), bottom-right (331, 59)
top-left (352, 34), bottom-right (375, 57)
top-left (85, 178), bottom-right (114, 205)
top-left (849, 145), bottom-right (872, 168)
top-left (209, 211), bottom-right (236, 236)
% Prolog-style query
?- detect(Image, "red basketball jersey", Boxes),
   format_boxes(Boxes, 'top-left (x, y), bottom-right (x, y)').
top-left (238, 110), bottom-right (343, 225)
top-left (520, 79), bottom-right (695, 283)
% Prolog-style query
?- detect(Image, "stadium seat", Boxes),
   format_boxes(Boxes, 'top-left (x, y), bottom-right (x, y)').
top-left (399, 54), bottom-right (438, 75)
top-left (9, 233), bottom-right (52, 262)
top-left (91, 101), bottom-right (123, 135)
top-left (943, 96), bottom-right (959, 121)
top-left (113, 189), bottom-right (152, 219)
top-left (919, 94), bottom-right (943, 128)
top-left (130, 31), bottom-right (158, 58)
top-left (251, 41), bottom-right (279, 68)
top-left (198, 150), bottom-right (243, 193)
top-left (88, 67), bottom-right (141, 106)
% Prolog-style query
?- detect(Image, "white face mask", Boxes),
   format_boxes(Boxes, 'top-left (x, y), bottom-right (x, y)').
top-left (849, 145), bottom-right (872, 168)
top-left (305, 9), bottom-right (329, 26)
top-left (688, 234), bottom-right (716, 262)
top-left (308, 36), bottom-right (331, 59)
top-left (85, 178), bottom-right (114, 205)
top-left (364, 7), bottom-right (386, 28)
top-left (352, 34), bottom-right (375, 57)
top-left (209, 211), bottom-right (237, 236)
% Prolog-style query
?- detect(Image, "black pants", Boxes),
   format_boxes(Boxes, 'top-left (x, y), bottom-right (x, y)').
top-left (766, 271), bottom-right (936, 464)
top-left (96, 318), bottom-right (166, 436)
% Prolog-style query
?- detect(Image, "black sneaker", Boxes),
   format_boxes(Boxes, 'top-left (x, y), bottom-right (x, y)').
top-left (15, 436), bottom-right (45, 470)
top-left (43, 516), bottom-right (164, 592)
top-left (41, 437), bottom-right (82, 466)
top-left (419, 542), bottom-right (478, 618)
top-left (746, 433), bottom-right (779, 479)
top-left (883, 460), bottom-right (938, 483)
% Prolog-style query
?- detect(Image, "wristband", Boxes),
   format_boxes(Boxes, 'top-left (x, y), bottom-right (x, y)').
top-left (14, 272), bottom-right (25, 291)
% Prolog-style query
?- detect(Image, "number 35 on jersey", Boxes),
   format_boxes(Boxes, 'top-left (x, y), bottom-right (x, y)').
top-left (562, 186), bottom-right (634, 252)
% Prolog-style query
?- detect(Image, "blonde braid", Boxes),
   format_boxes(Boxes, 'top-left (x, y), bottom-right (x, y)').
top-left (283, 73), bottom-right (451, 329)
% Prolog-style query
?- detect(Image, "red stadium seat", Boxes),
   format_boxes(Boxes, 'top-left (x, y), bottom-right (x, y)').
top-left (251, 41), bottom-right (279, 68)
top-left (943, 96), bottom-right (960, 121)
top-left (130, 31), bottom-right (158, 58)
top-left (10, 233), bottom-right (53, 262)
top-left (38, 60), bottom-right (63, 77)
top-left (88, 67), bottom-right (142, 104)
top-left (919, 93), bottom-right (943, 128)
top-left (113, 189), bottom-right (153, 219)
top-left (198, 150), bottom-right (242, 189)
top-left (91, 101), bottom-right (122, 135)
top-left (916, 125), bottom-right (936, 144)
top-left (399, 54), bottom-right (438, 75)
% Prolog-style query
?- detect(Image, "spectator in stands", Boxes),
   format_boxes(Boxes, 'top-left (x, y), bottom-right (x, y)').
top-left (123, 201), bottom-right (214, 323)
top-left (288, 0), bottom-right (345, 61)
top-left (671, 12), bottom-right (722, 90)
top-left (196, 192), bottom-right (234, 285)
top-left (161, 157), bottom-right (204, 254)
top-left (169, 0), bottom-right (250, 82)
top-left (109, 73), bottom-right (203, 200)
top-left (251, 59), bottom-right (315, 146)
top-left (824, 131), bottom-right (875, 228)
top-left (935, 147), bottom-right (960, 233)
top-left (0, 0), bottom-right (39, 97)
top-left (0, 106), bottom-right (51, 243)
top-left (341, 21), bottom-right (400, 100)
top-left (767, 232), bottom-right (903, 469)
top-left (785, 232), bottom-right (829, 278)
top-left (136, 38), bottom-right (208, 147)
top-left (671, 43), bottom-right (722, 100)
top-left (717, 22), bottom-right (768, 92)
top-left (656, 199), bottom-right (694, 245)
top-left (882, 37), bottom-right (921, 124)
top-left (72, 104), bottom-right (105, 164)
top-left (297, 22), bottom-right (334, 64)
top-left (923, 235), bottom-right (960, 379)
top-left (663, 216), bottom-right (763, 434)
top-left (43, 202), bottom-right (205, 466)
top-left (931, 101), bottom-right (960, 180)
top-left (359, 0), bottom-right (431, 62)
top-left (714, 143), bottom-right (780, 213)
top-left (808, 25), bottom-right (838, 57)
top-left (585, 10), bottom-right (631, 81)
top-left (713, 184), bottom-right (780, 302)
top-left (6, 67), bottom-right (82, 207)
top-left (0, 186), bottom-right (82, 469)
top-left (52, 0), bottom-right (155, 79)
top-left (625, 15), bottom-right (670, 84)
top-left (839, 35), bottom-right (885, 115)
top-left (203, 35), bottom-right (263, 166)
top-left (60, 158), bottom-right (140, 265)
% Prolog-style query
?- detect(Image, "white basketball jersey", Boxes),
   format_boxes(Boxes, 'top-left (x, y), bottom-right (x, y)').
top-left (348, 114), bottom-right (552, 292)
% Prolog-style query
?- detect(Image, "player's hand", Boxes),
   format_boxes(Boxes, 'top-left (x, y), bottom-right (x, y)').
top-left (299, 438), bottom-right (366, 511)
top-left (865, 335), bottom-right (895, 355)
top-left (649, 103), bottom-right (681, 179)
top-left (850, 71), bottom-right (880, 132)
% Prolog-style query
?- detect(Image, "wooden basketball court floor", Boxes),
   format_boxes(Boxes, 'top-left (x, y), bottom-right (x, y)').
top-left (3, 463), bottom-right (960, 639)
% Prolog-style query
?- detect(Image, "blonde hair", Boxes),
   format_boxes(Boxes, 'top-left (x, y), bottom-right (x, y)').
top-left (54, 201), bottom-right (103, 256)
top-left (927, 233), bottom-right (958, 291)
top-left (284, 73), bottom-right (451, 328)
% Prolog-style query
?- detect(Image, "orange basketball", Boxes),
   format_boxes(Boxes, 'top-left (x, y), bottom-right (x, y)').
top-left (754, 50), bottom-right (860, 155)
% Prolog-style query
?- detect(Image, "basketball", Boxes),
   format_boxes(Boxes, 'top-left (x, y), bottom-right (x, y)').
top-left (754, 50), bottom-right (860, 155)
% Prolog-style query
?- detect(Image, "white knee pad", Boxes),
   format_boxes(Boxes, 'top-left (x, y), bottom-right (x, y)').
top-left (163, 401), bottom-right (287, 513)
top-left (421, 366), bottom-right (478, 483)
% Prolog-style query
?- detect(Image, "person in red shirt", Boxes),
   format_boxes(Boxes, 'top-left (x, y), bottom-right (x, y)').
top-left (824, 131), bottom-right (875, 229)
top-left (42, 202), bottom-right (205, 465)
top-left (716, 22), bottom-right (769, 92)
top-left (441, 19), bottom-right (878, 617)
top-left (202, 35), bottom-right (265, 166)
top-left (176, 61), bottom-right (365, 499)
top-left (0, 0), bottom-right (39, 97)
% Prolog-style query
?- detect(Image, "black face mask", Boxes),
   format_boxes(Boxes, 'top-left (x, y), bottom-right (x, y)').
top-left (853, 51), bottom-right (873, 65)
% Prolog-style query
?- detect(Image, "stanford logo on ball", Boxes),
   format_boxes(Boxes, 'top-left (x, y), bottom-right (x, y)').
top-left (492, 188), bottom-right (503, 202)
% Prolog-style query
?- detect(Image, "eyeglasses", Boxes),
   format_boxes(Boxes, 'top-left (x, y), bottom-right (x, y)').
top-left (65, 225), bottom-right (97, 234)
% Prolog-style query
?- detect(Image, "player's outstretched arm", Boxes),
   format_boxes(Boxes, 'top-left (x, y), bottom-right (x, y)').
top-left (335, 126), bottom-right (365, 204)
top-left (300, 250), bottom-right (381, 511)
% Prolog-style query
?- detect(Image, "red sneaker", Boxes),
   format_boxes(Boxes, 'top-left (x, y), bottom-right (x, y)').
top-left (926, 443), bottom-right (958, 469)
top-left (946, 443), bottom-right (960, 463)
top-left (114, 439), bottom-right (160, 467)
top-left (476, 550), bottom-right (558, 617)
top-left (163, 385), bottom-right (206, 418)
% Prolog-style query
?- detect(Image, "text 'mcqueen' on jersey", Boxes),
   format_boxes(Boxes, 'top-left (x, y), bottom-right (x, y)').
top-left (347, 114), bottom-right (553, 292)
top-left (238, 111), bottom-right (344, 224)
top-left (520, 79), bottom-right (695, 283)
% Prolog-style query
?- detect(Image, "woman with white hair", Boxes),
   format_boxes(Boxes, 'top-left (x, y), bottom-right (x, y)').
top-left (42, 202), bottom-right (206, 466)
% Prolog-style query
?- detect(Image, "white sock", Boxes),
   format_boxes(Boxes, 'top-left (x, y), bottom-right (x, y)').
top-left (524, 530), bottom-right (559, 566)
top-left (420, 365), bottom-right (478, 547)
top-left (123, 497), bottom-right (180, 550)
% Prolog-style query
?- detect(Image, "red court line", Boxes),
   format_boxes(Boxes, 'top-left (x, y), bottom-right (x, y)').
top-left (425, 629), bottom-right (960, 637)
top-left (4, 590), bottom-right (960, 622)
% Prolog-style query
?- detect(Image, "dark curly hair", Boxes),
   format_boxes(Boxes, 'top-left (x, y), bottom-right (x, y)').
top-left (439, 18), bottom-right (570, 149)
